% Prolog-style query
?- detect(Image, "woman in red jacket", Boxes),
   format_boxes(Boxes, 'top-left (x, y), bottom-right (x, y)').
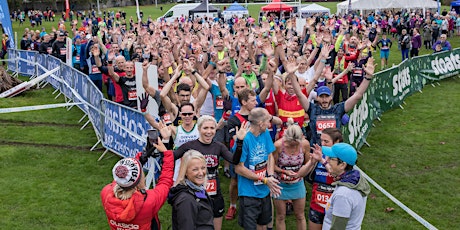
top-left (101, 139), bottom-right (174, 230)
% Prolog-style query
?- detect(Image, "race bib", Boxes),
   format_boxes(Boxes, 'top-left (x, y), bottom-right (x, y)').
top-left (206, 173), bottom-right (217, 196)
top-left (163, 113), bottom-right (172, 125)
top-left (281, 165), bottom-right (301, 183)
top-left (128, 90), bottom-right (137, 100)
top-left (316, 115), bottom-right (336, 134)
top-left (75, 55), bottom-right (80, 61)
top-left (60, 48), bottom-right (66, 55)
top-left (216, 96), bottom-right (223, 110)
top-left (352, 68), bottom-right (363, 77)
top-left (47, 47), bottom-right (52, 54)
top-left (312, 183), bottom-right (335, 208)
top-left (91, 65), bottom-right (100, 74)
top-left (250, 161), bottom-right (267, 185)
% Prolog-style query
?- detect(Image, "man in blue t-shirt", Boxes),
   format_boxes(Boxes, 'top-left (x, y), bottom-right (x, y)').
top-left (235, 107), bottom-right (282, 230)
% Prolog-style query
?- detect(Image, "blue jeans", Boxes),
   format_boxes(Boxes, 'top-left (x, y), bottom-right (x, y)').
top-left (401, 48), bottom-right (409, 61)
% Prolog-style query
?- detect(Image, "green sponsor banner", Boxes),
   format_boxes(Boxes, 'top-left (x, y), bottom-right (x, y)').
top-left (343, 48), bottom-right (460, 150)
top-left (415, 49), bottom-right (460, 81)
top-left (342, 89), bottom-right (378, 150)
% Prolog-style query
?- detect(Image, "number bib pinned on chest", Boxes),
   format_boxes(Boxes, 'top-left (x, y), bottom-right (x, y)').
top-left (316, 114), bottom-right (336, 134)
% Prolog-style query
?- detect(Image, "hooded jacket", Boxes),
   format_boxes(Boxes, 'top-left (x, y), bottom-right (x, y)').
top-left (168, 184), bottom-right (214, 230)
top-left (324, 169), bottom-right (371, 230)
top-left (100, 150), bottom-right (174, 230)
top-left (333, 169), bottom-right (371, 197)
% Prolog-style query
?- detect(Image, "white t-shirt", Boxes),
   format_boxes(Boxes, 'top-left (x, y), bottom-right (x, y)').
top-left (200, 91), bottom-right (214, 116)
top-left (296, 66), bottom-right (316, 83)
top-left (322, 185), bottom-right (368, 230)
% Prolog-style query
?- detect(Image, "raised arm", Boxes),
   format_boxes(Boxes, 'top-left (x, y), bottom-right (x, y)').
top-left (259, 59), bottom-right (276, 103)
top-left (141, 61), bottom-right (157, 96)
top-left (344, 57), bottom-right (375, 112)
top-left (160, 65), bottom-right (182, 120)
top-left (286, 56), bottom-right (310, 112)
top-left (216, 59), bottom-right (230, 99)
top-left (330, 62), bottom-right (354, 84)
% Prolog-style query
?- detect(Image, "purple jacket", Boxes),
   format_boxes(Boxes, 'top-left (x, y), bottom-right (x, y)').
top-left (432, 40), bottom-right (452, 51)
top-left (411, 34), bottom-right (422, 49)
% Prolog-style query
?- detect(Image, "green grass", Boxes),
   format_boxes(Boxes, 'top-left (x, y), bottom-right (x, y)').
top-left (1, 76), bottom-right (459, 229)
top-left (3, 3), bottom-right (460, 229)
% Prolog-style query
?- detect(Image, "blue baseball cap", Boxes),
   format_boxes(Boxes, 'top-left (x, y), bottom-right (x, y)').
top-left (322, 143), bottom-right (357, 166)
top-left (317, 86), bottom-right (331, 96)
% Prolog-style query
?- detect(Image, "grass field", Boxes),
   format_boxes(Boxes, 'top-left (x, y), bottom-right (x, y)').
top-left (2, 2), bottom-right (460, 229)
top-left (1, 75), bottom-right (459, 229)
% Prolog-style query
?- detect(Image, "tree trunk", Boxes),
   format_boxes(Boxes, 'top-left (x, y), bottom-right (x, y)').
top-left (0, 66), bottom-right (23, 93)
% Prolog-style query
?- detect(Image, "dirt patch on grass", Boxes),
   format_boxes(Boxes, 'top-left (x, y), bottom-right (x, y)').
top-left (0, 140), bottom-right (91, 151)
top-left (0, 119), bottom-right (81, 128)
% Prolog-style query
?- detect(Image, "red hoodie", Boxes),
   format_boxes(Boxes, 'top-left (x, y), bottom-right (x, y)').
top-left (101, 150), bottom-right (174, 230)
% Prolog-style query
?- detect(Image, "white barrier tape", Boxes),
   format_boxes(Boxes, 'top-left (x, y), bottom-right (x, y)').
top-left (0, 58), bottom-right (17, 62)
top-left (0, 102), bottom-right (83, 114)
top-left (0, 67), bottom-right (60, 98)
top-left (54, 73), bottom-right (146, 144)
top-left (7, 57), bottom-right (146, 144)
top-left (8, 54), bottom-right (147, 149)
top-left (17, 57), bottom-right (37, 65)
top-left (354, 165), bottom-right (438, 230)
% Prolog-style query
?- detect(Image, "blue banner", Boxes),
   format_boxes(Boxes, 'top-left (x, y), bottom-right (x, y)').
top-left (60, 64), bottom-right (74, 99)
top-left (46, 56), bottom-right (62, 90)
top-left (67, 69), bottom-right (86, 112)
top-left (7, 49), bottom-right (16, 72)
top-left (18, 50), bottom-right (36, 77)
top-left (87, 80), bottom-right (104, 137)
top-left (0, 1), bottom-right (15, 48)
top-left (77, 73), bottom-right (90, 104)
top-left (36, 53), bottom-right (47, 76)
top-left (102, 99), bottom-right (150, 158)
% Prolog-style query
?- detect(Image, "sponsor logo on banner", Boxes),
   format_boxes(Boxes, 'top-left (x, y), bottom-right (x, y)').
top-left (36, 54), bottom-right (47, 75)
top-left (47, 56), bottom-right (62, 90)
top-left (7, 49), bottom-right (16, 72)
top-left (431, 53), bottom-right (460, 76)
top-left (60, 64), bottom-right (73, 99)
top-left (18, 51), bottom-right (36, 76)
top-left (87, 81), bottom-right (103, 136)
top-left (103, 100), bottom-right (150, 158)
top-left (392, 67), bottom-right (410, 99)
top-left (347, 93), bottom-right (369, 146)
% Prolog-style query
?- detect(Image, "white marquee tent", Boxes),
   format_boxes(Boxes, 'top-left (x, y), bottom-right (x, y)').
top-left (300, 3), bottom-right (331, 17)
top-left (337, 0), bottom-right (438, 15)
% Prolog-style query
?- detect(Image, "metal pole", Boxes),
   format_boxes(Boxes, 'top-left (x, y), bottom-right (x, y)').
top-left (437, 0), bottom-right (440, 14)
top-left (348, 0), bottom-right (352, 15)
top-left (97, 0), bottom-right (101, 15)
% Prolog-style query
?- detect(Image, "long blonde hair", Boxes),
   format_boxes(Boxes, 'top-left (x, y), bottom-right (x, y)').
top-left (174, 150), bottom-right (207, 187)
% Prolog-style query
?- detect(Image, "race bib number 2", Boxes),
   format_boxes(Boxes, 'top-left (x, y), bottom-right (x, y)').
top-left (206, 173), bottom-right (217, 195)
top-left (250, 161), bottom-right (267, 185)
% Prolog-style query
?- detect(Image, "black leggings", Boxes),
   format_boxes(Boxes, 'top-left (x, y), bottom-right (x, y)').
top-left (333, 83), bottom-right (348, 104)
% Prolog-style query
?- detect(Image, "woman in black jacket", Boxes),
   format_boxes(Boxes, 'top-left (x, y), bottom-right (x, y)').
top-left (168, 150), bottom-right (214, 230)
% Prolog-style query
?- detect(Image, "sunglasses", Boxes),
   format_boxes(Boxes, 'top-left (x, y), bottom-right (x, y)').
top-left (181, 112), bottom-right (194, 116)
